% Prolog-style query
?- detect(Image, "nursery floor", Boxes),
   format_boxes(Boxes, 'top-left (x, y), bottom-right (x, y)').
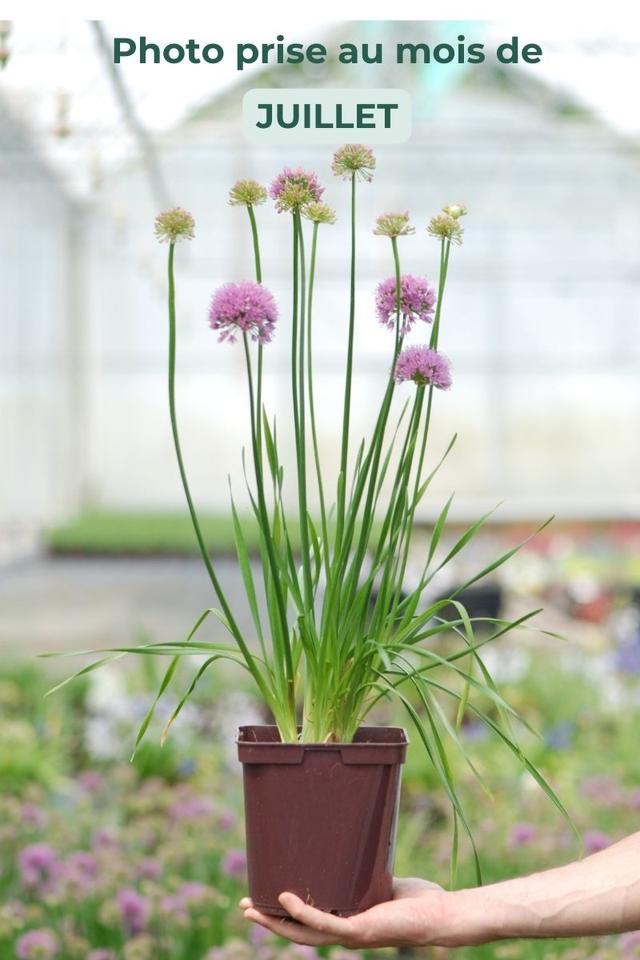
top-left (0, 555), bottom-right (251, 655)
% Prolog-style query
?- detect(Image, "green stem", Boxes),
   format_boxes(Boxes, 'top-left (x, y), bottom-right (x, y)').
top-left (166, 244), bottom-right (261, 684)
top-left (296, 213), bottom-right (314, 611)
top-left (242, 331), bottom-right (295, 718)
top-left (337, 172), bottom-right (357, 545)
top-left (307, 221), bottom-right (330, 578)
top-left (390, 238), bottom-right (453, 619)
top-left (247, 204), bottom-right (264, 461)
top-left (247, 205), bottom-right (262, 283)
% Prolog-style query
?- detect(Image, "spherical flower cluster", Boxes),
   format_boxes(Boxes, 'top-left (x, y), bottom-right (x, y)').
top-left (208, 281), bottom-right (278, 344)
top-left (117, 887), bottom-right (151, 937)
top-left (15, 928), bottom-right (59, 960)
top-left (427, 213), bottom-right (464, 245)
top-left (302, 202), bottom-right (337, 225)
top-left (373, 211), bottom-right (415, 238)
top-left (442, 202), bottom-right (467, 220)
top-left (228, 179), bottom-right (268, 207)
top-left (394, 346), bottom-right (452, 389)
top-left (376, 274), bottom-right (436, 336)
top-left (154, 207), bottom-right (195, 244)
top-left (269, 167), bottom-right (324, 213)
top-left (331, 144), bottom-right (376, 181)
top-left (19, 843), bottom-right (57, 889)
top-left (222, 848), bottom-right (247, 879)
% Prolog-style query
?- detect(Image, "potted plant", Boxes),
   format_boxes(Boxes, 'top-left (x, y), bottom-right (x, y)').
top-left (50, 146), bottom-right (571, 918)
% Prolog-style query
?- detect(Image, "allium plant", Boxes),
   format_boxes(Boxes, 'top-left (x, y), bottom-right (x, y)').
top-left (52, 146), bottom-right (572, 878)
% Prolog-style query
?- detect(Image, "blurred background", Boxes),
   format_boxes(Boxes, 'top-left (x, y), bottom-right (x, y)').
top-left (1, 18), bottom-right (640, 960)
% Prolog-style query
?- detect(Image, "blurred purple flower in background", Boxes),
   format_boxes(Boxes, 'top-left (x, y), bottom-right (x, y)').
top-left (116, 887), bottom-right (151, 936)
top-left (20, 804), bottom-right (47, 830)
top-left (136, 857), bottom-right (162, 880)
top-left (64, 850), bottom-right (99, 886)
top-left (584, 830), bottom-right (612, 854)
top-left (87, 951), bottom-right (117, 960)
top-left (222, 849), bottom-right (247, 879)
top-left (508, 822), bottom-right (538, 848)
top-left (16, 928), bottom-right (58, 960)
top-left (169, 792), bottom-right (215, 822)
top-left (18, 843), bottom-right (57, 889)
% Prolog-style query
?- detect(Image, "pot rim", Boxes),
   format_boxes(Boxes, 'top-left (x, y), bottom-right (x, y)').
top-left (237, 723), bottom-right (408, 752)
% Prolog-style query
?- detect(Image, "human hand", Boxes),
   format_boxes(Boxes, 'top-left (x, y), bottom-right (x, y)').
top-left (239, 877), bottom-right (452, 949)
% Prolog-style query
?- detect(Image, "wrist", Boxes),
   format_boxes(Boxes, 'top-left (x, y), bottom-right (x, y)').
top-left (430, 886), bottom-right (528, 947)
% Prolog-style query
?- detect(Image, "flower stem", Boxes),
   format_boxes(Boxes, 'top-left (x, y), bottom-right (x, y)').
top-left (295, 213), bottom-right (315, 612)
top-left (247, 204), bottom-right (263, 462)
top-left (307, 221), bottom-right (330, 578)
top-left (337, 172), bottom-right (357, 544)
top-left (166, 244), bottom-right (261, 684)
top-left (242, 330), bottom-right (295, 719)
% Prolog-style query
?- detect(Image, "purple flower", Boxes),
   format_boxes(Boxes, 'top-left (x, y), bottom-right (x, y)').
top-left (619, 931), bottom-right (640, 951)
top-left (208, 281), bottom-right (278, 345)
top-left (222, 848), bottom-right (247, 878)
top-left (78, 770), bottom-right (105, 793)
top-left (136, 857), bottom-right (162, 880)
top-left (176, 881), bottom-right (213, 909)
top-left (376, 275), bottom-right (436, 335)
top-left (18, 844), bottom-right (57, 889)
top-left (92, 828), bottom-right (118, 849)
top-left (250, 923), bottom-right (271, 946)
top-left (584, 830), bottom-right (612, 854)
top-left (20, 804), bottom-right (47, 829)
top-left (283, 947), bottom-right (320, 960)
top-left (116, 887), bottom-right (151, 936)
top-left (394, 346), bottom-right (452, 390)
top-left (217, 810), bottom-right (237, 831)
top-left (508, 823), bottom-right (537, 848)
top-left (169, 793), bottom-right (215, 822)
top-left (87, 952), bottom-right (117, 960)
top-left (16, 929), bottom-right (58, 960)
top-left (580, 775), bottom-right (624, 809)
top-left (64, 850), bottom-right (99, 886)
top-left (269, 167), bottom-right (324, 213)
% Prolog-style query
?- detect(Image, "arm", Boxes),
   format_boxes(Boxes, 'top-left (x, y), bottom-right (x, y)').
top-left (240, 832), bottom-right (640, 949)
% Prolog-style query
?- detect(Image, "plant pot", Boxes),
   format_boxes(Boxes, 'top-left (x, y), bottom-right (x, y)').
top-left (237, 724), bottom-right (408, 917)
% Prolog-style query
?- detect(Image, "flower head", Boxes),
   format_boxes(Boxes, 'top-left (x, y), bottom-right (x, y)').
top-left (331, 144), bottom-right (376, 181)
top-left (222, 848), bottom-right (247, 878)
top-left (374, 212), bottom-right (415, 238)
top-left (208, 281), bottom-right (278, 344)
top-left (508, 822), bottom-right (537, 848)
top-left (116, 887), bottom-right (150, 936)
top-left (154, 207), bottom-right (195, 244)
top-left (302, 202), bottom-right (337, 225)
top-left (16, 929), bottom-right (58, 960)
top-left (18, 844), bottom-right (57, 889)
top-left (442, 202), bottom-right (467, 220)
top-left (394, 346), bottom-right (452, 389)
top-left (583, 830), bottom-right (612, 855)
top-left (427, 213), bottom-right (464, 245)
top-left (228, 179), bottom-right (267, 207)
top-left (376, 274), bottom-right (436, 335)
top-left (270, 167), bottom-right (324, 213)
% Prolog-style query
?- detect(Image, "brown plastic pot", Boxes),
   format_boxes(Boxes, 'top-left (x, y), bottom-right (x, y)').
top-left (237, 724), bottom-right (408, 917)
